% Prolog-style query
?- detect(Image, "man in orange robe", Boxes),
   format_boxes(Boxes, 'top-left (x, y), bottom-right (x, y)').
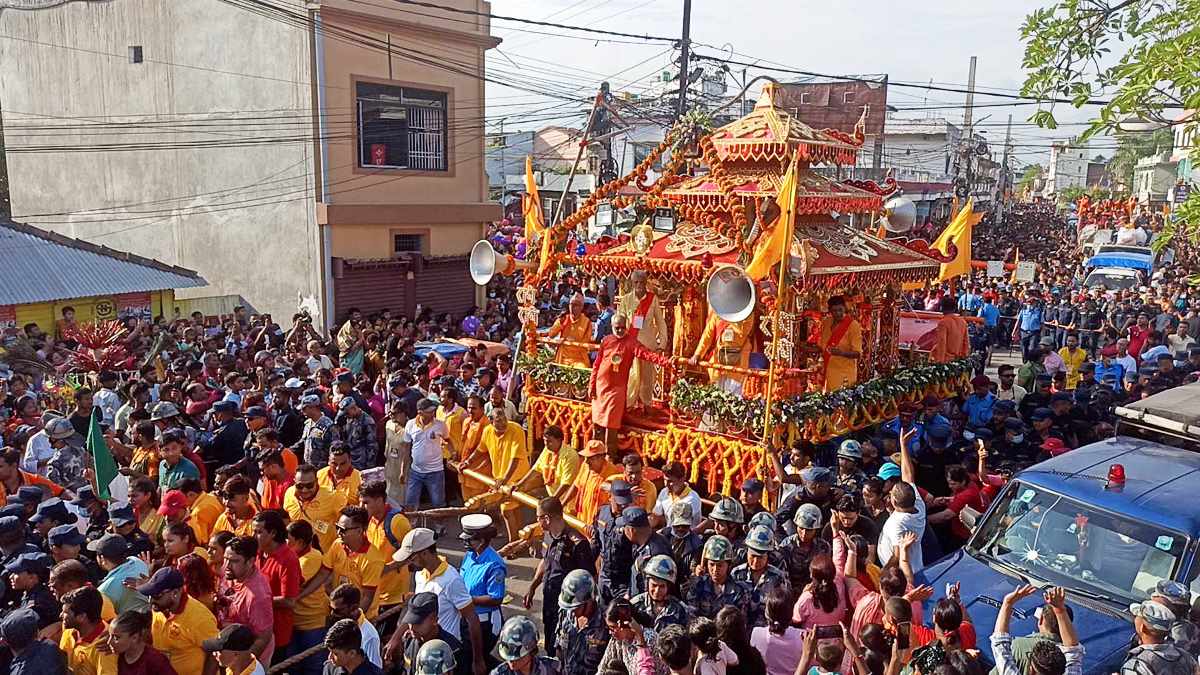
top-left (814, 295), bottom-right (863, 392)
top-left (589, 314), bottom-right (674, 449)
top-left (546, 293), bottom-right (594, 368)
top-left (930, 297), bottom-right (970, 363)
top-left (616, 271), bottom-right (667, 411)
top-left (689, 312), bottom-right (756, 394)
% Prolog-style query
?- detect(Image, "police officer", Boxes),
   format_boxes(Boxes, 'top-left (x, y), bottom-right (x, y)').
top-left (731, 525), bottom-right (787, 628)
top-left (1152, 581), bottom-right (1200, 659)
top-left (738, 478), bottom-right (768, 521)
top-left (630, 555), bottom-right (690, 634)
top-left (590, 480), bottom-right (634, 606)
top-left (107, 504), bottom-right (154, 557)
top-left (386, 592), bottom-right (469, 675)
top-left (834, 440), bottom-right (867, 496)
top-left (71, 486), bottom-right (108, 542)
top-left (198, 400), bottom-right (249, 480)
top-left (779, 503), bottom-right (831, 590)
top-left (705, 497), bottom-right (746, 566)
top-left (299, 393), bottom-right (339, 467)
top-left (46, 524), bottom-right (102, 583)
top-left (555, 570), bottom-right (609, 675)
top-left (777, 467), bottom-right (839, 536)
top-left (621, 507), bottom-right (671, 598)
top-left (0, 515), bottom-right (40, 611)
top-left (415, 639), bottom-right (458, 675)
top-left (525, 497), bottom-right (590, 660)
top-left (659, 502), bottom-right (703, 578)
top-left (683, 535), bottom-right (753, 619)
top-left (747, 511), bottom-right (786, 569)
top-left (492, 616), bottom-right (560, 675)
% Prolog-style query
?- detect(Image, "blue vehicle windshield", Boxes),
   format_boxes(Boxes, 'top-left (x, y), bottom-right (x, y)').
top-left (967, 480), bottom-right (1188, 604)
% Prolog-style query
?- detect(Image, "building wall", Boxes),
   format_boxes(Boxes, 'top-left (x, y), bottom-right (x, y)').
top-left (5, 289), bottom-right (174, 335)
top-left (486, 130), bottom-right (534, 189)
top-left (532, 127), bottom-right (580, 172)
top-left (0, 0), bottom-right (322, 324)
top-left (1046, 144), bottom-right (1089, 194)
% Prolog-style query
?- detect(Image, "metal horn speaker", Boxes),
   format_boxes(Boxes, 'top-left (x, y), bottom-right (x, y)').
top-left (468, 240), bottom-right (533, 286)
top-left (706, 265), bottom-right (757, 322)
top-left (883, 195), bottom-right (916, 233)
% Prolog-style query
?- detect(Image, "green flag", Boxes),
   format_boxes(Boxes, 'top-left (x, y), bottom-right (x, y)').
top-left (88, 408), bottom-right (119, 500)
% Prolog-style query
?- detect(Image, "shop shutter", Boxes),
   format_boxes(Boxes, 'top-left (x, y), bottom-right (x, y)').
top-left (332, 258), bottom-right (412, 320)
top-left (414, 256), bottom-right (475, 316)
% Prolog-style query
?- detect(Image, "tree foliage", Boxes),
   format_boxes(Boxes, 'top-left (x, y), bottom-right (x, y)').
top-left (1017, 164), bottom-right (1044, 192)
top-left (1021, 0), bottom-right (1199, 243)
top-left (1106, 127), bottom-right (1174, 189)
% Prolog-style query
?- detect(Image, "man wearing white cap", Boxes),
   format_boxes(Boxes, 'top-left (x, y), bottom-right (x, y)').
top-left (393, 528), bottom-right (486, 675)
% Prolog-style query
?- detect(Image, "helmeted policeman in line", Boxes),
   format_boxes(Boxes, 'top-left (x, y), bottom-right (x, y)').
top-left (527, 497), bottom-right (591, 659)
top-left (630, 554), bottom-right (690, 634)
top-left (731, 525), bottom-right (788, 628)
top-left (414, 639), bottom-right (458, 675)
top-left (621, 507), bottom-right (672, 599)
top-left (747, 511), bottom-right (786, 569)
top-left (683, 534), bottom-right (753, 619)
top-left (659, 501), bottom-right (703, 577)
top-left (590, 480), bottom-right (634, 605)
top-left (555, 569), bottom-right (609, 675)
top-left (705, 497), bottom-right (747, 566)
top-left (834, 440), bottom-right (868, 496)
top-left (490, 616), bottom-right (559, 675)
top-left (777, 466), bottom-right (840, 537)
top-left (779, 503), bottom-right (831, 590)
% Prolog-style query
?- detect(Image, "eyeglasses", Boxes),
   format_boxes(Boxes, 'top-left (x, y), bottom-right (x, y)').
top-left (335, 525), bottom-right (361, 534)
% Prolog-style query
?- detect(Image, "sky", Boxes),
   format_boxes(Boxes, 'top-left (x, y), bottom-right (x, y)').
top-left (483, 0), bottom-right (1110, 169)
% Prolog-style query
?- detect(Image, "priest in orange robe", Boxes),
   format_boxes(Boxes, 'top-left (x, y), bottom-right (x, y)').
top-left (590, 314), bottom-right (674, 449)
top-left (546, 293), bottom-right (594, 368)
top-left (930, 296), bottom-right (970, 362)
top-left (688, 312), bottom-right (756, 394)
top-left (814, 295), bottom-right (863, 391)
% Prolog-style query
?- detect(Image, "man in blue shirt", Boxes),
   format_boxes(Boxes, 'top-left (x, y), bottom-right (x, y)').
top-left (958, 285), bottom-right (983, 314)
top-left (1013, 296), bottom-right (1045, 357)
top-left (458, 514), bottom-right (506, 659)
top-left (961, 375), bottom-right (996, 431)
top-left (881, 403), bottom-right (925, 455)
top-left (91, 533), bottom-right (150, 613)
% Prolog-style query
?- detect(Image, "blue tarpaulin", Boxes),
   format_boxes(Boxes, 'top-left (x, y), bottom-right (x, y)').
top-left (412, 341), bottom-right (471, 359)
top-left (1086, 254), bottom-right (1152, 272)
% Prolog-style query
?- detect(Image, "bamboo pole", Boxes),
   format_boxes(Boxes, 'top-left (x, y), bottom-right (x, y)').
top-left (457, 466), bottom-right (589, 531)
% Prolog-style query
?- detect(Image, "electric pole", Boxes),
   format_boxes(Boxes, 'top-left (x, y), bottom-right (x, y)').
top-left (997, 114), bottom-right (1012, 224)
top-left (676, 0), bottom-right (692, 118)
top-left (952, 56), bottom-right (978, 218)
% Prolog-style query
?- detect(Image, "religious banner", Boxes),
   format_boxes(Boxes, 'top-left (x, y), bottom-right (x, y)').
top-left (116, 292), bottom-right (152, 322)
top-left (986, 260), bottom-right (1005, 278)
top-left (93, 297), bottom-right (117, 321)
top-left (1014, 261), bottom-right (1037, 283)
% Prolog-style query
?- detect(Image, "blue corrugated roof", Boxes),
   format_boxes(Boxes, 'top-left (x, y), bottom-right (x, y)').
top-left (0, 220), bottom-right (207, 305)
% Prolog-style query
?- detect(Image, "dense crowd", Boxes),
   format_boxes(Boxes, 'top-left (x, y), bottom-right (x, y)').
top-left (0, 200), bottom-right (1197, 675)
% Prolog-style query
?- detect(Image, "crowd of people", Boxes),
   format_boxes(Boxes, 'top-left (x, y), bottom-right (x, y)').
top-left (0, 198), bottom-right (1197, 675)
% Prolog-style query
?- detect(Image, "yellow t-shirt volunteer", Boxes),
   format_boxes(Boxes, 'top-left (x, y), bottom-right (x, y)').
top-left (151, 594), bottom-right (219, 675)
top-left (61, 623), bottom-right (118, 675)
top-left (283, 486), bottom-right (348, 553)
top-left (366, 510), bottom-right (413, 608)
top-left (323, 539), bottom-right (387, 619)
top-left (317, 465), bottom-right (362, 505)
top-left (293, 546), bottom-right (330, 632)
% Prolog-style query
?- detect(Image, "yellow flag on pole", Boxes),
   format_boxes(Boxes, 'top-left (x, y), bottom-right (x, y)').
top-left (932, 197), bottom-right (981, 282)
top-left (744, 154), bottom-right (800, 281)
top-left (522, 156), bottom-right (545, 242)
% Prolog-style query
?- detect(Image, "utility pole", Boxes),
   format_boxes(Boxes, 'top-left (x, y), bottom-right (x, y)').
top-left (952, 56), bottom-right (978, 219)
top-left (997, 114), bottom-right (1012, 224)
top-left (676, 0), bottom-right (692, 118)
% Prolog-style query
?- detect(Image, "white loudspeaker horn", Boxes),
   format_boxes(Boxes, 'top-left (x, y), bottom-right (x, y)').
top-left (883, 195), bottom-right (916, 233)
top-left (706, 265), bottom-right (757, 322)
top-left (469, 240), bottom-right (534, 286)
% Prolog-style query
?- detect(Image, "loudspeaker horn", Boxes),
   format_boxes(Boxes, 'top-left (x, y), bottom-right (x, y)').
top-left (883, 195), bottom-right (916, 233)
top-left (469, 240), bottom-right (534, 286)
top-left (706, 264), bottom-right (757, 322)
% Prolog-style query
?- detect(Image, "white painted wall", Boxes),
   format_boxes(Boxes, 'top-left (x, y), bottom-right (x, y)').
top-left (0, 0), bottom-right (322, 320)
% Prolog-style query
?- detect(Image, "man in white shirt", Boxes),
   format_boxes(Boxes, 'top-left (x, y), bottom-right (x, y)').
top-left (305, 339), bottom-right (335, 374)
top-left (995, 365), bottom-right (1026, 404)
top-left (876, 428), bottom-right (927, 572)
top-left (1115, 338), bottom-right (1139, 385)
top-left (22, 417), bottom-right (75, 476)
top-left (392, 528), bottom-right (485, 672)
top-left (651, 461), bottom-right (702, 529)
top-left (329, 583), bottom-right (381, 667)
top-left (93, 371), bottom-right (122, 427)
top-left (400, 398), bottom-right (449, 510)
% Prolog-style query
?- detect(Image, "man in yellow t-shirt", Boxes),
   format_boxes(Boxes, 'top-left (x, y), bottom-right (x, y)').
top-left (318, 445), bottom-right (362, 504)
top-left (360, 479), bottom-right (411, 634)
top-left (1057, 333), bottom-right (1088, 389)
top-left (284, 464), bottom-right (348, 553)
top-left (59, 586), bottom-right (118, 675)
top-left (210, 476), bottom-right (258, 538)
top-left (322, 506), bottom-right (386, 619)
top-left (473, 408), bottom-right (530, 542)
top-left (178, 478), bottom-right (224, 545)
top-left (286, 519), bottom-right (331, 670)
top-left (458, 395), bottom-right (491, 500)
top-left (513, 424), bottom-right (580, 500)
top-left (140, 566), bottom-right (219, 675)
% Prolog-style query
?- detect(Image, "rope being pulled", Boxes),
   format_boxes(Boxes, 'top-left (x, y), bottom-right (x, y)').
top-left (268, 603), bottom-right (407, 673)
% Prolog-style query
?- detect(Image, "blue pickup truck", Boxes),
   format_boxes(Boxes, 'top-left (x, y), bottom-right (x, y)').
top-left (917, 384), bottom-right (1200, 673)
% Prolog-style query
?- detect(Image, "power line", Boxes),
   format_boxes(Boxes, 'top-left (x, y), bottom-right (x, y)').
top-left (379, 0), bottom-right (675, 42)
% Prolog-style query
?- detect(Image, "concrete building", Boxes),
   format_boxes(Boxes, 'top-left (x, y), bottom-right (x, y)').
top-left (1171, 111), bottom-right (1198, 201)
top-left (0, 0), bottom-right (499, 329)
top-left (1043, 141), bottom-right (1089, 197)
top-left (1133, 151), bottom-right (1178, 206)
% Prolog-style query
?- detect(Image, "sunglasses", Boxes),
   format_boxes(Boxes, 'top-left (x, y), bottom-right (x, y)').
top-left (295, 482), bottom-right (317, 490)
top-left (335, 525), bottom-right (361, 534)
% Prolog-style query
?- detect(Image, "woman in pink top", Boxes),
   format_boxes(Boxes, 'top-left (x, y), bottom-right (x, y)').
top-left (751, 587), bottom-right (806, 675)
top-left (845, 531), bottom-right (929, 641)
top-left (793, 543), bottom-right (869, 674)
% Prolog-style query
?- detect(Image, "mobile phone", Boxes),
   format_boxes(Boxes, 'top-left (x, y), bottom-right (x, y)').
top-left (814, 624), bottom-right (843, 640)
